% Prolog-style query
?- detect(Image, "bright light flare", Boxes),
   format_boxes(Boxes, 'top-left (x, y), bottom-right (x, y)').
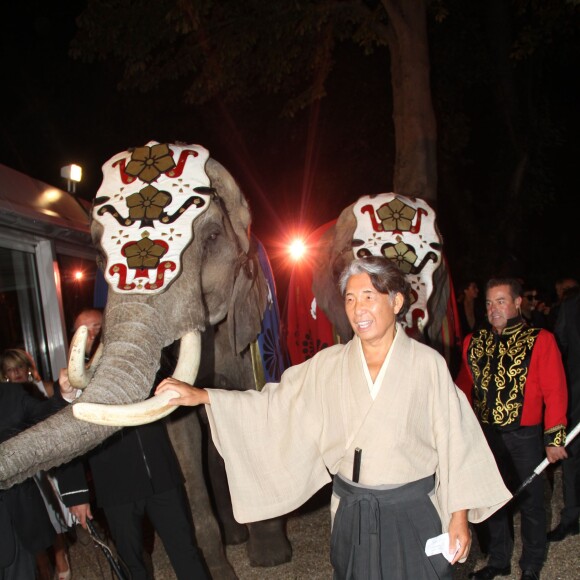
top-left (74, 270), bottom-right (84, 281)
top-left (289, 239), bottom-right (307, 261)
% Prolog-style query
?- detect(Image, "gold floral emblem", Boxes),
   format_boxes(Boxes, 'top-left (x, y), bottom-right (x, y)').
top-left (123, 233), bottom-right (168, 269)
top-left (125, 143), bottom-right (176, 183)
top-left (383, 241), bottom-right (417, 273)
top-left (377, 198), bottom-right (416, 231)
top-left (126, 186), bottom-right (171, 220)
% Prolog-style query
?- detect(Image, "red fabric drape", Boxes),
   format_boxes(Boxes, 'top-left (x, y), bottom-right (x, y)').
top-left (286, 221), bottom-right (337, 365)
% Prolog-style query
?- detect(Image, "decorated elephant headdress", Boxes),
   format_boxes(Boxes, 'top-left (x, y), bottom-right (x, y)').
top-left (94, 142), bottom-right (216, 294)
top-left (287, 192), bottom-right (460, 365)
top-left (350, 194), bottom-right (442, 335)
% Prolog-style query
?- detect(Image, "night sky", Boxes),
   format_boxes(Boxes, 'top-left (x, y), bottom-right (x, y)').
top-left (2, 2), bottom-right (579, 306)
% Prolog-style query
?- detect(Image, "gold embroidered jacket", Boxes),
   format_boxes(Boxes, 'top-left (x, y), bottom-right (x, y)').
top-left (456, 318), bottom-right (568, 447)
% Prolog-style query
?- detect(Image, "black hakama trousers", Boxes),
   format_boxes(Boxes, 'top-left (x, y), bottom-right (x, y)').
top-left (331, 474), bottom-right (452, 580)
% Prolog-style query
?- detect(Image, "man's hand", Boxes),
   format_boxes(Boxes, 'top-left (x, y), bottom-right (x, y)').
top-left (70, 503), bottom-right (93, 529)
top-left (58, 368), bottom-right (72, 395)
top-left (546, 446), bottom-right (567, 463)
top-left (448, 509), bottom-right (471, 564)
top-left (155, 377), bottom-right (210, 406)
top-left (58, 368), bottom-right (80, 402)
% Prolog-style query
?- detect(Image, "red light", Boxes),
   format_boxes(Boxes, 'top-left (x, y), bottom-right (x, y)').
top-left (74, 270), bottom-right (84, 281)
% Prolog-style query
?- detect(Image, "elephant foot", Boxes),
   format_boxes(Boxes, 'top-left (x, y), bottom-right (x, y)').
top-left (246, 519), bottom-right (292, 567)
top-left (222, 520), bottom-right (249, 545)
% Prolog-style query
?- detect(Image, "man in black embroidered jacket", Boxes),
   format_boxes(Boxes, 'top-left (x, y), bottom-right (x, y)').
top-left (456, 278), bottom-right (568, 580)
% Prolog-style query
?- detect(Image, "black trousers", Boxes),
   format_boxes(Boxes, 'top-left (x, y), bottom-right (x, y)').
top-left (480, 424), bottom-right (546, 573)
top-left (104, 485), bottom-right (208, 580)
top-left (560, 433), bottom-right (580, 525)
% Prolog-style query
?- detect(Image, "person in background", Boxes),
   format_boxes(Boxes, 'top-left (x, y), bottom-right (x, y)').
top-left (0, 381), bottom-right (68, 580)
top-left (156, 257), bottom-right (511, 580)
top-left (547, 287), bottom-right (580, 541)
top-left (456, 277), bottom-right (568, 580)
top-left (0, 349), bottom-right (73, 580)
top-left (519, 286), bottom-right (550, 329)
top-left (456, 280), bottom-right (485, 339)
top-left (71, 308), bottom-right (103, 362)
top-left (542, 277), bottom-right (579, 329)
top-left (57, 309), bottom-right (208, 580)
top-left (1, 349), bottom-right (54, 397)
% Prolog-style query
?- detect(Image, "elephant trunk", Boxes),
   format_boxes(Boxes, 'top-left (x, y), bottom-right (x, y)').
top-left (0, 298), bottom-right (188, 489)
top-left (73, 331), bottom-right (201, 426)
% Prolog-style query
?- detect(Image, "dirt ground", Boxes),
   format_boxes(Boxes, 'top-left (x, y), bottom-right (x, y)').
top-left (62, 464), bottom-right (579, 579)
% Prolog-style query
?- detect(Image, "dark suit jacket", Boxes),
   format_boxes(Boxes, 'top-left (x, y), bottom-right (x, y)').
top-left (58, 419), bottom-right (184, 509)
top-left (0, 383), bottom-right (65, 566)
top-left (555, 293), bottom-right (580, 424)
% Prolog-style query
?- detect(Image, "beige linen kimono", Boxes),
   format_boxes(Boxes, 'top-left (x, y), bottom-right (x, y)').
top-left (207, 326), bottom-right (511, 528)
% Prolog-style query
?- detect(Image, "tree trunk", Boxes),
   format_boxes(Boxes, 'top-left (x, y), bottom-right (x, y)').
top-left (484, 0), bottom-right (529, 265)
top-left (383, 0), bottom-right (438, 204)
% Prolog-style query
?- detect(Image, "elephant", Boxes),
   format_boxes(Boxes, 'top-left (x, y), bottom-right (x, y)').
top-left (0, 141), bottom-right (291, 574)
top-left (287, 192), bottom-right (460, 367)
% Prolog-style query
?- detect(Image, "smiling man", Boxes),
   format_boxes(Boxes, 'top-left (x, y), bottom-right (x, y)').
top-left (456, 277), bottom-right (568, 580)
top-left (156, 257), bottom-right (511, 579)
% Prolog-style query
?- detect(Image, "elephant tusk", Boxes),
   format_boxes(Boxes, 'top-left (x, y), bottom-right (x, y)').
top-left (72, 389), bottom-right (181, 426)
top-left (68, 328), bottom-right (103, 390)
top-left (172, 330), bottom-right (202, 384)
top-left (72, 330), bottom-right (202, 426)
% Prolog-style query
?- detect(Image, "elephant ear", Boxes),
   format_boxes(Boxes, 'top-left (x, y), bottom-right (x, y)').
top-left (311, 204), bottom-right (357, 342)
top-left (227, 240), bottom-right (269, 355)
top-left (204, 158), bottom-right (267, 352)
top-left (205, 158), bottom-right (252, 253)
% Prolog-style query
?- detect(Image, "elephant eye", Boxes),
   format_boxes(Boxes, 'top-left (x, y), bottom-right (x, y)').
top-left (201, 225), bottom-right (222, 257)
top-left (203, 229), bottom-right (221, 250)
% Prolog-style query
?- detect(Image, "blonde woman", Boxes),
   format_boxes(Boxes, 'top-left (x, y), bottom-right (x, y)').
top-left (1, 348), bottom-right (54, 397)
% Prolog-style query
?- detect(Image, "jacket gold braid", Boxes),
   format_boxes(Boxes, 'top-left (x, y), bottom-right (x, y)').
top-left (457, 318), bottom-right (567, 447)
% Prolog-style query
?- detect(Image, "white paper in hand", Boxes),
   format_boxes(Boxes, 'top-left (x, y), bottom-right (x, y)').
top-left (425, 532), bottom-right (460, 563)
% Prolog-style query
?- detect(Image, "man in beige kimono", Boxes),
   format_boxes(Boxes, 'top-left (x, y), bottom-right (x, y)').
top-left (157, 257), bottom-right (511, 579)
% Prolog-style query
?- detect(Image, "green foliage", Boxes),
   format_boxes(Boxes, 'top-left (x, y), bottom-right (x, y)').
top-left (71, 0), bottom-right (389, 115)
top-left (510, 0), bottom-right (580, 61)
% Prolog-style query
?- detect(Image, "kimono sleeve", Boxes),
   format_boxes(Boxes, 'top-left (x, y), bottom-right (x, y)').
top-left (206, 358), bottom-right (332, 523)
top-left (431, 359), bottom-right (511, 526)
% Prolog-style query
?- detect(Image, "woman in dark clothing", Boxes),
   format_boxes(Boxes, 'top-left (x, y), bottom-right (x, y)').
top-left (0, 383), bottom-right (65, 580)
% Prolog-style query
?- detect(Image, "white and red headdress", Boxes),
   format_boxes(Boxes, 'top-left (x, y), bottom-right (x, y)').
top-left (93, 141), bottom-right (212, 294)
top-left (351, 193), bottom-right (442, 334)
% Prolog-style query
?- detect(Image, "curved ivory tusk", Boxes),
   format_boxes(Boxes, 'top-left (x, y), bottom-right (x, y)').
top-left (73, 330), bottom-right (202, 426)
top-left (172, 331), bottom-right (202, 384)
top-left (68, 329), bottom-right (104, 390)
top-left (68, 326), bottom-right (89, 389)
top-left (73, 389), bottom-right (181, 426)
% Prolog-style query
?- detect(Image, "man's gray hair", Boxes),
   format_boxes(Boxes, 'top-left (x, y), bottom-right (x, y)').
top-left (338, 256), bottom-right (411, 320)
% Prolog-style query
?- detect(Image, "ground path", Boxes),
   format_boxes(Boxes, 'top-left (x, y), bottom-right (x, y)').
top-left (65, 465), bottom-right (579, 579)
